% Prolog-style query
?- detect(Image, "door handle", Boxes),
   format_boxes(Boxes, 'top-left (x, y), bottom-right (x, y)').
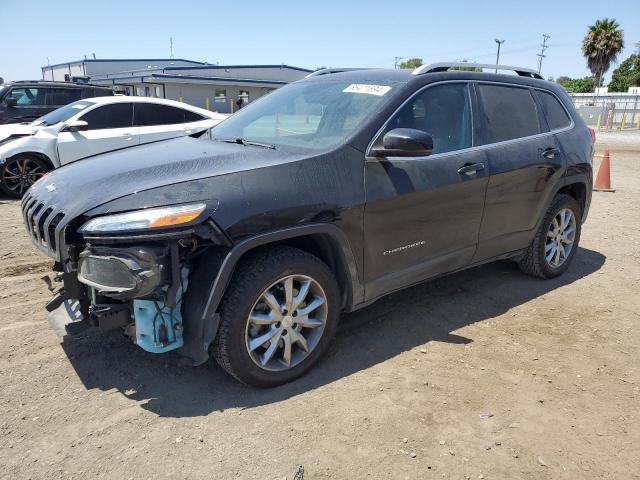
top-left (457, 162), bottom-right (485, 176)
top-left (541, 147), bottom-right (558, 159)
top-left (122, 133), bottom-right (133, 139)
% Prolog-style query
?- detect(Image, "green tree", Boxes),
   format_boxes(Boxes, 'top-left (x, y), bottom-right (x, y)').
top-left (608, 54), bottom-right (640, 92)
top-left (399, 58), bottom-right (423, 69)
top-left (581, 18), bottom-right (625, 88)
top-left (556, 76), bottom-right (595, 93)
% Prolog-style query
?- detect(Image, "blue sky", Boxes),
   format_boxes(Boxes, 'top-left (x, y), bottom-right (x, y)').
top-left (1, 0), bottom-right (638, 82)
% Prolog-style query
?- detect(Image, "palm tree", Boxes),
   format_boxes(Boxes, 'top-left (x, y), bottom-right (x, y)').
top-left (581, 18), bottom-right (624, 89)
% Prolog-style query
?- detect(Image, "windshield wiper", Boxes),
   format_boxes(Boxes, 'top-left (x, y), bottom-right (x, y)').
top-left (221, 137), bottom-right (276, 149)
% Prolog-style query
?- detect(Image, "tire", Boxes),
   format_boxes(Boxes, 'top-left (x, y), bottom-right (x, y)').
top-left (212, 245), bottom-right (341, 387)
top-left (0, 155), bottom-right (50, 198)
top-left (518, 194), bottom-right (582, 279)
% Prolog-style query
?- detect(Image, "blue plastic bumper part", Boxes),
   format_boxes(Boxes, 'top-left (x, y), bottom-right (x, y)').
top-left (134, 268), bottom-right (189, 354)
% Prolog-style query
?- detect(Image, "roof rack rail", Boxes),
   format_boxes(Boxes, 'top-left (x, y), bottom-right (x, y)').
top-left (412, 62), bottom-right (544, 80)
top-left (305, 67), bottom-right (375, 78)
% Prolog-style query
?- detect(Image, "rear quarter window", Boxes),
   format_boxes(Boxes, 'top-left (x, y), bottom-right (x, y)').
top-left (534, 90), bottom-right (572, 131)
top-left (477, 84), bottom-right (540, 144)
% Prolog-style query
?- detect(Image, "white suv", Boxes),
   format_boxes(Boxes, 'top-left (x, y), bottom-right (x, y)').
top-left (0, 96), bottom-right (228, 197)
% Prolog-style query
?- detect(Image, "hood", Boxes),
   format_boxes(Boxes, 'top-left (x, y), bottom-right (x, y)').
top-left (0, 123), bottom-right (38, 142)
top-left (27, 135), bottom-right (306, 221)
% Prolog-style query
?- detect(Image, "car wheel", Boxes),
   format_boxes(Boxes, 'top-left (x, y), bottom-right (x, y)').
top-left (212, 245), bottom-right (340, 387)
top-left (0, 155), bottom-right (49, 198)
top-left (518, 193), bottom-right (582, 279)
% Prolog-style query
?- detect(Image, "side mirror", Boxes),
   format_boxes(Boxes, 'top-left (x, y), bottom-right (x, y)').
top-left (371, 128), bottom-right (433, 157)
top-left (5, 97), bottom-right (17, 108)
top-left (60, 120), bottom-right (89, 133)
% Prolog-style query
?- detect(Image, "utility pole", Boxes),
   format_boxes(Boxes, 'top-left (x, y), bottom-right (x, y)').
top-left (537, 34), bottom-right (551, 73)
top-left (394, 56), bottom-right (403, 69)
top-left (170, 37), bottom-right (174, 59)
top-left (494, 39), bottom-right (505, 73)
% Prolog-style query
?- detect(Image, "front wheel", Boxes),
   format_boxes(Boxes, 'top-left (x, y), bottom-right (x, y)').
top-left (0, 155), bottom-right (50, 198)
top-left (212, 246), bottom-right (340, 387)
top-left (518, 194), bottom-right (582, 279)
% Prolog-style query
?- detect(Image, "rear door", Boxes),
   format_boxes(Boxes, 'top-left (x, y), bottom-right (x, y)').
top-left (364, 82), bottom-right (489, 299)
top-left (473, 83), bottom-right (564, 262)
top-left (133, 103), bottom-right (209, 145)
top-left (47, 88), bottom-right (82, 110)
top-left (56, 102), bottom-right (138, 165)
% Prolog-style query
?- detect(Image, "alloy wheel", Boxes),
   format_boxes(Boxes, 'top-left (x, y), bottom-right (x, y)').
top-left (2, 158), bottom-right (46, 195)
top-left (245, 274), bottom-right (328, 371)
top-left (545, 208), bottom-right (576, 268)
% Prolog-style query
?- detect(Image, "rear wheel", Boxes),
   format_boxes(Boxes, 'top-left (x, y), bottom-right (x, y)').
top-left (0, 155), bottom-right (49, 198)
top-left (212, 246), bottom-right (340, 387)
top-left (518, 194), bottom-right (582, 279)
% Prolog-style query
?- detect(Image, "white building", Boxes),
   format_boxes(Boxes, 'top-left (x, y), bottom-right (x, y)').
top-left (42, 59), bottom-right (312, 113)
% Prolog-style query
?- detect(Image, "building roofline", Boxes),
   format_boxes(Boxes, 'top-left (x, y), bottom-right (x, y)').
top-left (163, 64), bottom-right (313, 73)
top-left (41, 58), bottom-right (206, 69)
top-left (90, 73), bottom-right (289, 86)
top-left (152, 73), bottom-right (288, 84)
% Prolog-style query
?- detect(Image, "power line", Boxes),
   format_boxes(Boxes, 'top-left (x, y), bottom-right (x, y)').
top-left (394, 56), bottom-right (403, 69)
top-left (537, 34), bottom-right (550, 74)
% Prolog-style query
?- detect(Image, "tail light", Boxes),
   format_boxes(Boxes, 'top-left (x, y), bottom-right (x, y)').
top-left (588, 127), bottom-right (596, 144)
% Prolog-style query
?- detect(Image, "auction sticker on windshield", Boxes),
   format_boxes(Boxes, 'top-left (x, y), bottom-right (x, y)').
top-left (343, 84), bottom-right (392, 96)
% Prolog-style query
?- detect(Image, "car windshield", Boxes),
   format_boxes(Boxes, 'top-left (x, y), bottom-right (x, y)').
top-left (211, 80), bottom-right (396, 152)
top-left (32, 100), bottom-right (95, 126)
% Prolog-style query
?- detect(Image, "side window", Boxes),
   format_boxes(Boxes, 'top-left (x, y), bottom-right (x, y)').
top-left (385, 83), bottom-right (472, 155)
top-left (535, 90), bottom-right (571, 131)
top-left (477, 84), bottom-right (540, 144)
top-left (184, 109), bottom-right (205, 122)
top-left (79, 103), bottom-right (133, 130)
top-left (133, 103), bottom-right (191, 126)
top-left (48, 88), bottom-right (82, 106)
top-left (8, 88), bottom-right (46, 106)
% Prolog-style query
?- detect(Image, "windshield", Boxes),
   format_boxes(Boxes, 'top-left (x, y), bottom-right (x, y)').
top-left (32, 100), bottom-right (95, 126)
top-left (211, 81), bottom-right (396, 151)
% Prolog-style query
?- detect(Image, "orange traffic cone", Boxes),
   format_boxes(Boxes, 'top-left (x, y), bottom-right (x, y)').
top-left (593, 149), bottom-right (615, 192)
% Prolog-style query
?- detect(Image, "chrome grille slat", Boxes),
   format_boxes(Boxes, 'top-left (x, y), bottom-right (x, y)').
top-left (32, 205), bottom-right (48, 242)
top-left (22, 197), bottom-right (37, 227)
top-left (22, 193), bottom-right (64, 261)
top-left (29, 204), bottom-right (44, 239)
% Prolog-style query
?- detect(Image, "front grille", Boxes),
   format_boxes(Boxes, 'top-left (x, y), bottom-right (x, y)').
top-left (21, 192), bottom-right (66, 260)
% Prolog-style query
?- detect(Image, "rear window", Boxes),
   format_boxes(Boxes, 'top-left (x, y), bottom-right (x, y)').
top-left (477, 84), bottom-right (540, 144)
top-left (79, 103), bottom-right (133, 130)
top-left (47, 88), bottom-right (82, 106)
top-left (133, 103), bottom-right (201, 126)
top-left (535, 90), bottom-right (571, 131)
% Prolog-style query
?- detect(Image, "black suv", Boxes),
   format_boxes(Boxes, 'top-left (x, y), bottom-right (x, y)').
top-left (22, 63), bottom-right (593, 387)
top-left (0, 81), bottom-right (113, 124)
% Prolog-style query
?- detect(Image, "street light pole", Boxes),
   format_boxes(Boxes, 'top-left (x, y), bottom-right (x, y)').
top-left (494, 39), bottom-right (505, 73)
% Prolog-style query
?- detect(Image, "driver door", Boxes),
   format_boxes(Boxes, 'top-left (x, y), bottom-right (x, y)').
top-left (56, 103), bottom-right (139, 165)
top-left (363, 82), bottom-right (489, 299)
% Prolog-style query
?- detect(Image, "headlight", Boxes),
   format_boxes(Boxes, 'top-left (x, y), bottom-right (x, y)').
top-left (79, 203), bottom-right (207, 233)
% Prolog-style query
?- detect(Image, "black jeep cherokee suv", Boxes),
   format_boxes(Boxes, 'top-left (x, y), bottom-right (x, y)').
top-left (22, 63), bottom-right (593, 387)
top-left (0, 80), bottom-right (113, 124)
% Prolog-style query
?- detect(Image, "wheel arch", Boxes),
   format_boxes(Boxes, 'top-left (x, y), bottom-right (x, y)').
top-left (5, 151), bottom-right (55, 170)
top-left (179, 223), bottom-right (363, 364)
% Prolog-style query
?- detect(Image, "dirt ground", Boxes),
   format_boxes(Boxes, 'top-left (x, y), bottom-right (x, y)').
top-left (0, 132), bottom-right (638, 480)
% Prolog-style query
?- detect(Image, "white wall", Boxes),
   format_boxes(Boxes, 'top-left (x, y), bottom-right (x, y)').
top-left (164, 83), bottom-right (273, 113)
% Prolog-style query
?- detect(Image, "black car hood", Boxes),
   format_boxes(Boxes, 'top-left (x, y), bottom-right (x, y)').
top-left (28, 136), bottom-right (306, 219)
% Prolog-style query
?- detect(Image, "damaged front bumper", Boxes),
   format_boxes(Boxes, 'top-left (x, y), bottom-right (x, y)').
top-left (48, 242), bottom-right (190, 355)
